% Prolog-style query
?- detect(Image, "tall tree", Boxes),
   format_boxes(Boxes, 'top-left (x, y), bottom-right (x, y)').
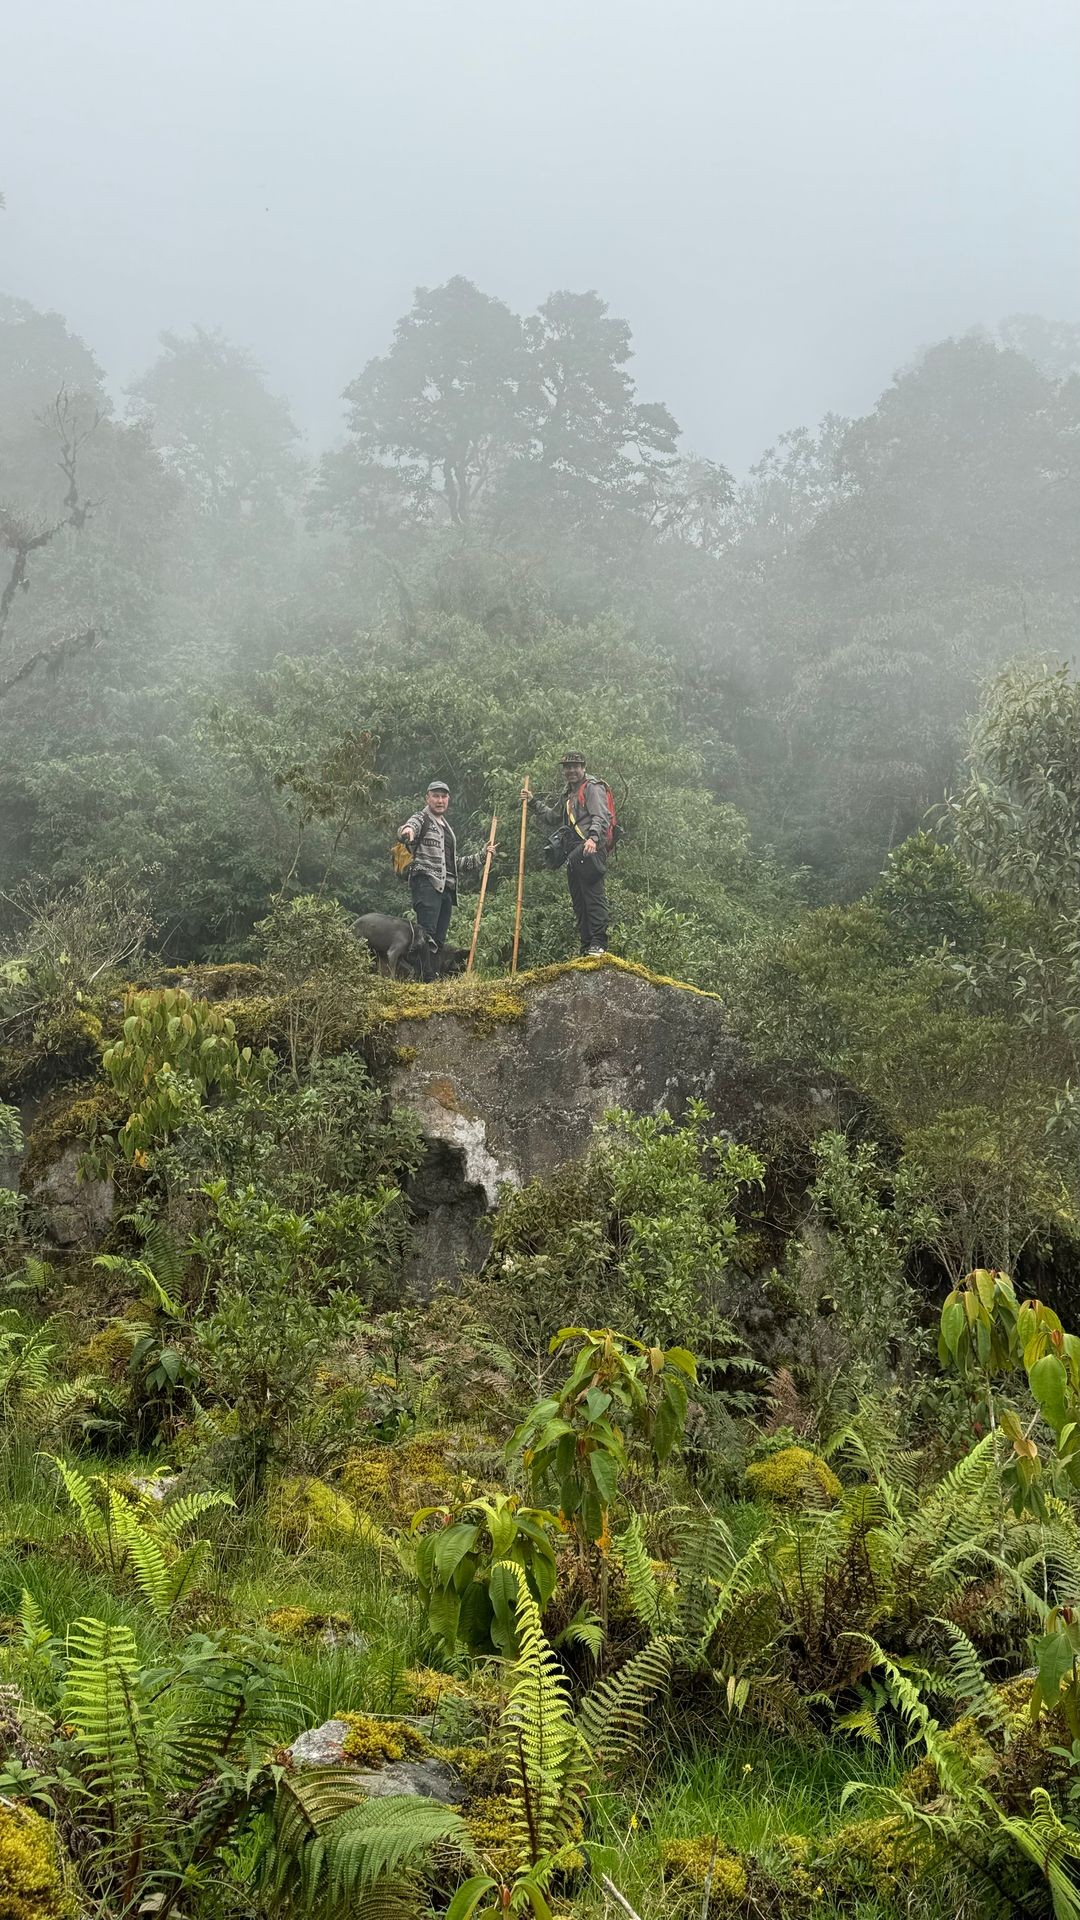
top-left (129, 326), bottom-right (301, 520)
top-left (335, 277), bottom-right (530, 527)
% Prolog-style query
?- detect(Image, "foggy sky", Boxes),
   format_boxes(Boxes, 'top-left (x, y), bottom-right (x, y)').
top-left (3, 0), bottom-right (1078, 470)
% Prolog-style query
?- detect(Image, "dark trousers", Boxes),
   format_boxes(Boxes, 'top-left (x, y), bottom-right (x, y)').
top-left (410, 872), bottom-right (454, 979)
top-left (566, 847), bottom-right (608, 952)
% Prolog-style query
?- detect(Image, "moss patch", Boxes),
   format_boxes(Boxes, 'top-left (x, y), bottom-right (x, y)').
top-left (338, 1712), bottom-right (426, 1768)
top-left (265, 1605), bottom-right (354, 1644)
top-left (341, 1433), bottom-right (478, 1525)
top-left (0, 1802), bottom-right (73, 1919)
top-left (374, 953), bottom-right (723, 1035)
top-left (659, 1836), bottom-right (749, 1910)
top-left (21, 1088), bottom-right (123, 1187)
top-left (268, 1476), bottom-right (391, 1553)
top-left (745, 1447), bottom-right (842, 1507)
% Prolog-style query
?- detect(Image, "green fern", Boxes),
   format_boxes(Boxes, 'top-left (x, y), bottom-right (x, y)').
top-left (577, 1636), bottom-right (672, 1772)
top-left (612, 1514), bottom-right (665, 1631)
top-left (51, 1458), bottom-right (232, 1614)
top-left (269, 1773), bottom-right (469, 1911)
top-left (999, 1789), bottom-right (1080, 1920)
top-left (501, 1565), bottom-right (583, 1865)
top-left (63, 1615), bottom-right (153, 1813)
top-left (929, 1618), bottom-right (1007, 1732)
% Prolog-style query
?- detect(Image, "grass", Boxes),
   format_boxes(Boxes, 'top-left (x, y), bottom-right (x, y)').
top-left (579, 1730), bottom-right (918, 1920)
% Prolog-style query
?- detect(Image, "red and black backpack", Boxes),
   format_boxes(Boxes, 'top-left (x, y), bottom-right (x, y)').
top-left (570, 778), bottom-right (621, 853)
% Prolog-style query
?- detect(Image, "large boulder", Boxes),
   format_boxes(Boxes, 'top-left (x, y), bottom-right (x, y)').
top-left (385, 958), bottom-right (762, 1292)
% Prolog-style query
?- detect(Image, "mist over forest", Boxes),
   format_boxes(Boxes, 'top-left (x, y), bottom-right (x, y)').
top-left (2, 282), bottom-right (1078, 960)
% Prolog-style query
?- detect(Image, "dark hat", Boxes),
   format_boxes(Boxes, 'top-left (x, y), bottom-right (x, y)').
top-left (560, 749), bottom-right (586, 766)
top-left (426, 780), bottom-right (450, 794)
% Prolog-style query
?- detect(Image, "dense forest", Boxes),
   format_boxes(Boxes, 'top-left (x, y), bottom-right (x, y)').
top-left (3, 281), bottom-right (1080, 1920)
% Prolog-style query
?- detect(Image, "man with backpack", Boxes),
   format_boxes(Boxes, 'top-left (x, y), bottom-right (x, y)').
top-left (395, 781), bottom-right (495, 979)
top-left (529, 750), bottom-right (617, 957)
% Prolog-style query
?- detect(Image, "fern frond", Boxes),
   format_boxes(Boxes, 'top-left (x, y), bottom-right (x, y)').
top-left (51, 1456), bottom-right (109, 1551)
top-left (63, 1616), bottom-right (154, 1809)
top-left (927, 1618), bottom-right (1006, 1732)
top-left (501, 1563), bottom-right (581, 1863)
top-left (695, 1530), bottom-right (775, 1660)
top-left (18, 1588), bottom-right (51, 1650)
top-left (845, 1631), bottom-right (977, 1804)
top-left (999, 1788), bottom-right (1080, 1920)
top-left (155, 1487), bottom-right (233, 1540)
top-left (578, 1637), bottom-right (673, 1774)
top-left (324, 1796), bottom-right (472, 1901)
top-left (125, 1521), bottom-right (176, 1616)
top-left (612, 1515), bottom-right (664, 1631)
top-left (553, 1604), bottom-right (605, 1658)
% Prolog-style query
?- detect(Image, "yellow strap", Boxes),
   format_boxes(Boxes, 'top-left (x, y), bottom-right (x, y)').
top-left (391, 840), bottom-right (414, 874)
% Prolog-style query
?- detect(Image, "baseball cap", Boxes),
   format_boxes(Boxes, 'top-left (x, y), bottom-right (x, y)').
top-left (426, 780), bottom-right (450, 794)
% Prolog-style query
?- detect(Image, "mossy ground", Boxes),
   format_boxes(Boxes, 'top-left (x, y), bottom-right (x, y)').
top-left (373, 952), bottom-right (723, 1033)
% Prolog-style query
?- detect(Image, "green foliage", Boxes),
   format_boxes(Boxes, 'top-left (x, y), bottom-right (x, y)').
top-left (411, 1494), bottom-right (560, 1657)
top-left (101, 986), bottom-right (273, 1162)
top-left (255, 890), bottom-right (377, 1076)
top-left (269, 1775), bottom-right (472, 1914)
top-left (0, 1311), bottom-right (97, 1439)
top-left (510, 1329), bottom-right (696, 1545)
top-left (51, 1458), bottom-right (232, 1616)
top-left (480, 1106), bottom-right (759, 1375)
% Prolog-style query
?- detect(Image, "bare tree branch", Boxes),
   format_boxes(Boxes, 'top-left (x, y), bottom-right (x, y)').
top-left (0, 624), bottom-right (98, 701)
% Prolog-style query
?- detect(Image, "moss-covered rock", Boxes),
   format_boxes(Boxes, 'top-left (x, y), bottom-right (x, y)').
top-left (267, 1476), bottom-right (391, 1553)
top-left (745, 1446), bottom-right (842, 1507)
top-left (338, 1712), bottom-right (427, 1768)
top-left (659, 1836), bottom-right (749, 1910)
top-left (264, 1605), bottom-right (355, 1647)
top-left (21, 1089), bottom-right (122, 1189)
top-left (0, 1802), bottom-right (73, 1919)
top-left (71, 1317), bottom-right (137, 1381)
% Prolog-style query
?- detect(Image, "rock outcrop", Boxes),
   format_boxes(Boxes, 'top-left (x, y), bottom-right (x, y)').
top-left (383, 957), bottom-right (761, 1292)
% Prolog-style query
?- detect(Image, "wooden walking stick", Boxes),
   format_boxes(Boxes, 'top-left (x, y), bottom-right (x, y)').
top-left (466, 812), bottom-right (498, 974)
top-left (511, 778), bottom-right (530, 976)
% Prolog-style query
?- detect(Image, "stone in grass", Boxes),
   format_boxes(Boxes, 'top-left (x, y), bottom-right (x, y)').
top-left (287, 1719), bottom-right (464, 1802)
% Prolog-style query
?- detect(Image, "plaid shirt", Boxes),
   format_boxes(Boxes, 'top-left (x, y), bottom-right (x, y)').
top-left (398, 807), bottom-right (484, 895)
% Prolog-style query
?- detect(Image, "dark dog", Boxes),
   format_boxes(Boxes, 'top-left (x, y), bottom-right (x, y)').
top-left (352, 913), bottom-right (469, 982)
top-left (351, 912), bottom-right (426, 978)
top-left (434, 943), bottom-right (469, 978)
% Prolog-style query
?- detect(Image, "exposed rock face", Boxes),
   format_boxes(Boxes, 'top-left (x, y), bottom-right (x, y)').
top-left (31, 1144), bottom-right (114, 1248)
top-left (389, 960), bottom-right (760, 1293)
top-left (286, 1720), bottom-right (464, 1800)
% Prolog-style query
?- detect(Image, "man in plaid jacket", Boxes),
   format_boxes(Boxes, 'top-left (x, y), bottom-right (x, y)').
top-left (397, 781), bottom-right (495, 978)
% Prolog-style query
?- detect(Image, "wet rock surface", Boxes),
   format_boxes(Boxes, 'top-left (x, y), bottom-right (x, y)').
top-left (390, 960), bottom-right (761, 1292)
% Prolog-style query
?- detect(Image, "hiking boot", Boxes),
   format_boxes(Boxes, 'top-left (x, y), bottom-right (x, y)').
top-left (586, 946), bottom-right (606, 958)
